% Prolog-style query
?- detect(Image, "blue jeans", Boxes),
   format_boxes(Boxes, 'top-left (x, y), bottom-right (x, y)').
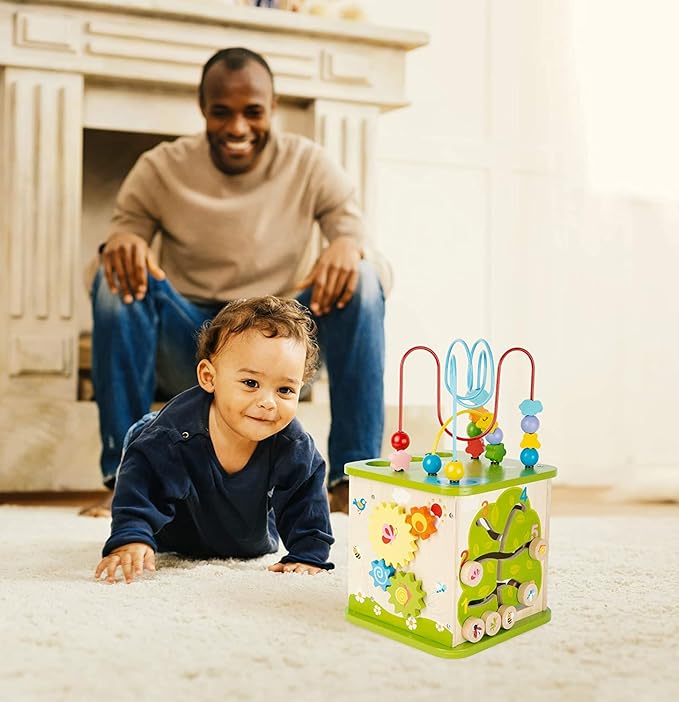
top-left (91, 262), bottom-right (385, 488)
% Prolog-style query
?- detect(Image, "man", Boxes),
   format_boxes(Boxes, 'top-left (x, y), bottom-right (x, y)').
top-left (84, 47), bottom-right (386, 516)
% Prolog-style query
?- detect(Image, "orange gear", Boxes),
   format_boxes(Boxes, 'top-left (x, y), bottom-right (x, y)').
top-left (406, 506), bottom-right (438, 540)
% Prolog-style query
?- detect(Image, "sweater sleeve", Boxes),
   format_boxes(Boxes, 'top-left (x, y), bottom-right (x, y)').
top-left (308, 144), bottom-right (395, 296)
top-left (310, 145), bottom-right (366, 249)
top-left (102, 442), bottom-right (184, 556)
top-left (107, 153), bottom-right (165, 244)
top-left (270, 434), bottom-right (335, 570)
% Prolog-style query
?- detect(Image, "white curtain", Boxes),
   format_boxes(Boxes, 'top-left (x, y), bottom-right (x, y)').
top-left (368, 0), bottom-right (679, 495)
top-left (548, 0), bottom-right (679, 494)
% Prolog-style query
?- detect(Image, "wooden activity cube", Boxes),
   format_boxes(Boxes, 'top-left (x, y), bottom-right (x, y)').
top-left (345, 456), bottom-right (556, 657)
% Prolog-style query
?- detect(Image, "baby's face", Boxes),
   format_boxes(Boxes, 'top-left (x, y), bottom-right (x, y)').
top-left (208, 330), bottom-right (306, 445)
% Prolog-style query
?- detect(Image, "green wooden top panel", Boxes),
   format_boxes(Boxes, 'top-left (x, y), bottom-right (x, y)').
top-left (345, 455), bottom-right (557, 496)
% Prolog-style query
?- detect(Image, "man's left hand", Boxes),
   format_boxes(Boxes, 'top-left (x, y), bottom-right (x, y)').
top-left (294, 236), bottom-right (361, 316)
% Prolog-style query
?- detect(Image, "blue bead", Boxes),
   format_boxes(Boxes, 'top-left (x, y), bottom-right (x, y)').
top-left (521, 415), bottom-right (540, 433)
top-left (519, 399), bottom-right (543, 415)
top-left (520, 448), bottom-right (539, 467)
top-left (422, 453), bottom-right (442, 475)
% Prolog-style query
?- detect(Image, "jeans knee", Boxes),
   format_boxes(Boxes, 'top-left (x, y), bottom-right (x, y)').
top-left (92, 267), bottom-right (162, 323)
top-left (351, 260), bottom-right (385, 314)
top-left (92, 268), bottom-right (123, 318)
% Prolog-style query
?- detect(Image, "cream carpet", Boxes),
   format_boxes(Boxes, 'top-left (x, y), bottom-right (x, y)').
top-left (1, 507), bottom-right (678, 702)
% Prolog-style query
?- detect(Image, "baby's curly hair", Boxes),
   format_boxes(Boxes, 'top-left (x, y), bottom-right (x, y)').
top-left (196, 296), bottom-right (320, 383)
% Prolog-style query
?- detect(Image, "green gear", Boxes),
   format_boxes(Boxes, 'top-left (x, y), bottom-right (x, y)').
top-left (387, 571), bottom-right (427, 618)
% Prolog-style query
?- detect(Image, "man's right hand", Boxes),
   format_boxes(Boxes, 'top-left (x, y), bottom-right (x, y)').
top-left (101, 232), bottom-right (165, 304)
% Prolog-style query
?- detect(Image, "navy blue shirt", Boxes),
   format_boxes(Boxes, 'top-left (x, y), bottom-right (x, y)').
top-left (103, 386), bottom-right (334, 569)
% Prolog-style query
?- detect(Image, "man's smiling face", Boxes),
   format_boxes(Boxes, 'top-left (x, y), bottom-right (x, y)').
top-left (200, 59), bottom-right (275, 175)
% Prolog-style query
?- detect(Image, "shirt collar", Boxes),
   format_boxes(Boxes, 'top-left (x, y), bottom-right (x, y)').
top-left (173, 385), bottom-right (212, 438)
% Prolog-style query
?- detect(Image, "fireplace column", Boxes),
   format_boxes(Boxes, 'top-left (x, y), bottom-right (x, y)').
top-left (313, 100), bottom-right (379, 236)
top-left (0, 67), bottom-right (83, 400)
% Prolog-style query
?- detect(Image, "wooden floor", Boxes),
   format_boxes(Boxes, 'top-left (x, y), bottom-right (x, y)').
top-left (1, 486), bottom-right (677, 516)
top-left (550, 486), bottom-right (679, 516)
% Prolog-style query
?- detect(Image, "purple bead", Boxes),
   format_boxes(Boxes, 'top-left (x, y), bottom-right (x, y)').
top-left (486, 428), bottom-right (503, 445)
top-left (521, 415), bottom-right (540, 433)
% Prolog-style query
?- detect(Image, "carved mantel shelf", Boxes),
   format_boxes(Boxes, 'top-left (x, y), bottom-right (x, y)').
top-left (19, 0), bottom-right (427, 49)
top-left (2, 0), bottom-right (427, 110)
top-left (0, 0), bottom-right (427, 490)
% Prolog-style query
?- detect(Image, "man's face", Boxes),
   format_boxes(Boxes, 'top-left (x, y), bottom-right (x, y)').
top-left (200, 60), bottom-right (275, 175)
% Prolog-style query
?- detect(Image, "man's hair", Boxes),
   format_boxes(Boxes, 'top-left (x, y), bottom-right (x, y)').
top-left (196, 296), bottom-right (320, 383)
top-left (199, 47), bottom-right (274, 105)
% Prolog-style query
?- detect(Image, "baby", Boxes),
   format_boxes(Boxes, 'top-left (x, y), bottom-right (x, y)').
top-left (95, 296), bottom-right (333, 583)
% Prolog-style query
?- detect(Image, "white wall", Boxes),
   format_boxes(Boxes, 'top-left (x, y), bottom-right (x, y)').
top-left (75, 1), bottom-right (679, 491)
top-left (366, 0), bottom-right (679, 490)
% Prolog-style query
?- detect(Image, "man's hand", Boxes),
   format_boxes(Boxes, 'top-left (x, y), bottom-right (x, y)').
top-left (101, 232), bottom-right (165, 304)
top-left (94, 542), bottom-right (156, 584)
top-left (294, 236), bottom-right (361, 316)
top-left (267, 561), bottom-right (324, 575)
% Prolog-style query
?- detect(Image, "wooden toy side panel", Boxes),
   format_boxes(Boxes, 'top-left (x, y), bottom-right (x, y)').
top-left (347, 476), bottom-right (458, 645)
top-left (453, 481), bottom-right (551, 647)
top-left (541, 480), bottom-right (552, 610)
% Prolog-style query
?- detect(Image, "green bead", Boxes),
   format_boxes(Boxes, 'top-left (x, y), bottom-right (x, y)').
top-left (485, 443), bottom-right (507, 464)
top-left (466, 421), bottom-right (482, 438)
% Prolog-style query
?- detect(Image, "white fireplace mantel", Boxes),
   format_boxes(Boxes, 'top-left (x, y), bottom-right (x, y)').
top-left (2, 0), bottom-right (426, 108)
top-left (0, 0), bottom-right (426, 490)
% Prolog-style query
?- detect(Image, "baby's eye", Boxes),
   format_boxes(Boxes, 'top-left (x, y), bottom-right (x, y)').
top-left (242, 379), bottom-right (258, 388)
top-left (279, 387), bottom-right (296, 396)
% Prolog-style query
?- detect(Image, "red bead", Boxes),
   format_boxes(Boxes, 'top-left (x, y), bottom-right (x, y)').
top-left (465, 437), bottom-right (485, 459)
top-left (391, 431), bottom-right (411, 450)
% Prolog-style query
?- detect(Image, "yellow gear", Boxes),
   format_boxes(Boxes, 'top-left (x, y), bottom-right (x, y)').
top-left (368, 502), bottom-right (418, 568)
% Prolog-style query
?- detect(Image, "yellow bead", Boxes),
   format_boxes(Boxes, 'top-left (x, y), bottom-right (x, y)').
top-left (444, 460), bottom-right (465, 481)
top-left (475, 410), bottom-right (496, 432)
top-left (520, 432), bottom-right (541, 449)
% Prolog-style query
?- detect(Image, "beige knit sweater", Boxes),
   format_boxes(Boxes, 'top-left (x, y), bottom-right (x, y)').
top-left (107, 130), bottom-right (389, 303)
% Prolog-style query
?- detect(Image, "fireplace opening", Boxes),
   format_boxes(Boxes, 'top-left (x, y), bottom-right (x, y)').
top-left (78, 128), bottom-right (178, 401)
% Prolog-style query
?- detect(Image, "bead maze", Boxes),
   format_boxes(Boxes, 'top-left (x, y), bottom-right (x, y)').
top-left (345, 339), bottom-right (556, 657)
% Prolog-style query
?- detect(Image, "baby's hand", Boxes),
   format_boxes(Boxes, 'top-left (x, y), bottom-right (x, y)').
top-left (268, 561), bottom-right (323, 576)
top-left (94, 542), bottom-right (156, 584)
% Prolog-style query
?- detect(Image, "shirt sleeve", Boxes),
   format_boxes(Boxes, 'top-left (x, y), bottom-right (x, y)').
top-left (102, 440), bottom-right (184, 556)
top-left (270, 434), bottom-right (335, 570)
top-left (310, 145), bottom-right (366, 249)
top-left (107, 152), bottom-right (164, 244)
